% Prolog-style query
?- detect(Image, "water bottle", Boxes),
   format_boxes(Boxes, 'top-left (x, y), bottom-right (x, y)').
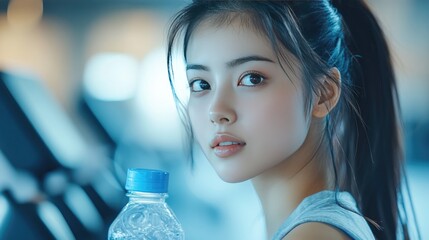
top-left (108, 168), bottom-right (185, 240)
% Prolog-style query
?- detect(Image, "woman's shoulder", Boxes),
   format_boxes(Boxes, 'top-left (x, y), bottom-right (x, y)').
top-left (282, 222), bottom-right (350, 240)
top-left (273, 190), bottom-right (375, 240)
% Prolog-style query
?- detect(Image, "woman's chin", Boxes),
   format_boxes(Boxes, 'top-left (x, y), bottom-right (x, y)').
top-left (215, 169), bottom-right (252, 183)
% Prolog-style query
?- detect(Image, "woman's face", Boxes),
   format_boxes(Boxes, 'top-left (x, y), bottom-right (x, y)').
top-left (185, 18), bottom-right (311, 183)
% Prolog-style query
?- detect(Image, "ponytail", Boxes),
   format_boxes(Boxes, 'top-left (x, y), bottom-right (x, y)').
top-left (332, 0), bottom-right (414, 239)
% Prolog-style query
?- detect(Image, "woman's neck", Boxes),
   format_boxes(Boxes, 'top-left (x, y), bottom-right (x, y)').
top-left (252, 159), bottom-right (330, 238)
top-left (251, 120), bottom-right (333, 239)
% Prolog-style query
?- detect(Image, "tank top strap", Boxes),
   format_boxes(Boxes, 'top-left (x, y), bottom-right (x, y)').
top-left (272, 191), bottom-right (375, 240)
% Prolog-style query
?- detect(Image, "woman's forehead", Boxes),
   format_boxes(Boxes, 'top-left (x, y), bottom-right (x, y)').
top-left (191, 12), bottom-right (269, 42)
top-left (186, 17), bottom-right (275, 60)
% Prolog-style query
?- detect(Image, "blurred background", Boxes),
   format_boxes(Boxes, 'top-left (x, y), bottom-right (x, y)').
top-left (0, 0), bottom-right (427, 239)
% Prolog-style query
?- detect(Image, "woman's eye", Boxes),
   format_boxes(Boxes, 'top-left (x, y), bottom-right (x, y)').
top-left (189, 79), bottom-right (211, 92)
top-left (239, 72), bottom-right (265, 86)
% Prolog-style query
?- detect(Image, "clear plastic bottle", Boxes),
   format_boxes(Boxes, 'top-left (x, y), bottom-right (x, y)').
top-left (108, 168), bottom-right (185, 240)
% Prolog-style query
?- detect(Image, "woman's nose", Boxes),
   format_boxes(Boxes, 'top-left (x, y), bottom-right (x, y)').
top-left (209, 111), bottom-right (236, 125)
top-left (208, 95), bottom-right (237, 125)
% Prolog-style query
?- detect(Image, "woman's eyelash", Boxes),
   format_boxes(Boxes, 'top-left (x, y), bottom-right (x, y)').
top-left (238, 71), bottom-right (267, 86)
top-left (189, 79), bottom-right (211, 92)
top-left (187, 80), bottom-right (194, 88)
top-left (187, 78), bottom-right (201, 88)
top-left (187, 71), bottom-right (266, 92)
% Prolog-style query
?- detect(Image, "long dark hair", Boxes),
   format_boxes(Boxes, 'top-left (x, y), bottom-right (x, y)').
top-left (167, 0), bottom-right (417, 239)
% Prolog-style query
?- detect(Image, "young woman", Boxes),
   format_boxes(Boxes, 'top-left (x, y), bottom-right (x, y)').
top-left (167, 0), bottom-right (418, 239)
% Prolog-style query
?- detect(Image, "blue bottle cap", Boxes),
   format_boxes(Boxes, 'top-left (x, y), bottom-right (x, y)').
top-left (125, 168), bottom-right (169, 193)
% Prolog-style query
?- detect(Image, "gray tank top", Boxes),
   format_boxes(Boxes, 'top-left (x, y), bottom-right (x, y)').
top-left (272, 190), bottom-right (375, 240)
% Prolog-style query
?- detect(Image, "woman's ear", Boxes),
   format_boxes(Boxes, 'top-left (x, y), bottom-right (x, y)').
top-left (312, 68), bottom-right (341, 118)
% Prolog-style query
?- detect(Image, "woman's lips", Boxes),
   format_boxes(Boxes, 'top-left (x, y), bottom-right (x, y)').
top-left (210, 134), bottom-right (246, 158)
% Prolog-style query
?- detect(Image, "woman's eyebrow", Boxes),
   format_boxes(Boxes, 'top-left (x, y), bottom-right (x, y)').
top-left (186, 64), bottom-right (209, 71)
top-left (226, 55), bottom-right (274, 68)
top-left (186, 55), bottom-right (274, 71)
